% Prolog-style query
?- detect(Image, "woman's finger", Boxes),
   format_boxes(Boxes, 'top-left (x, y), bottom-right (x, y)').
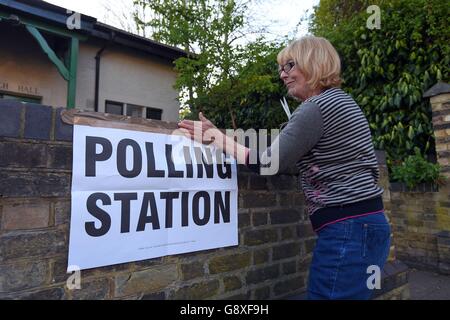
top-left (180, 128), bottom-right (198, 142)
top-left (178, 121), bottom-right (196, 131)
top-left (199, 112), bottom-right (214, 126)
top-left (176, 127), bottom-right (190, 135)
top-left (180, 121), bottom-right (210, 135)
top-left (179, 119), bottom-right (203, 127)
top-left (178, 119), bottom-right (195, 127)
top-left (172, 127), bottom-right (191, 138)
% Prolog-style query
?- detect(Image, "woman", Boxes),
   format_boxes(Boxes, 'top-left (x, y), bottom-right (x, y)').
top-left (178, 36), bottom-right (391, 300)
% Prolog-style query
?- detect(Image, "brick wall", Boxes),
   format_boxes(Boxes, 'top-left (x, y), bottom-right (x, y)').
top-left (0, 100), bottom-right (408, 299)
top-left (388, 88), bottom-right (450, 275)
top-left (430, 92), bottom-right (450, 178)
top-left (389, 189), bottom-right (450, 272)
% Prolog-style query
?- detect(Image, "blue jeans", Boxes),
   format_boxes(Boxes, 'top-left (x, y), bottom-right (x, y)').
top-left (307, 212), bottom-right (391, 300)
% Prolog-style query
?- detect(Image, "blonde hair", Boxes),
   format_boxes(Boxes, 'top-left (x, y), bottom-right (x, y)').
top-left (277, 36), bottom-right (342, 90)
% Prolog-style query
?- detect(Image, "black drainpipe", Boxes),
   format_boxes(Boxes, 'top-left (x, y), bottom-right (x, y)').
top-left (94, 31), bottom-right (115, 112)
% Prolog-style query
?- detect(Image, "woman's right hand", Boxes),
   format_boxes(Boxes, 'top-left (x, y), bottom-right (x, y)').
top-left (177, 112), bottom-right (223, 145)
top-left (178, 112), bottom-right (249, 164)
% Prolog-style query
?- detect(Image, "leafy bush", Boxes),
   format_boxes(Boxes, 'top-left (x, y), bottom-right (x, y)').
top-left (391, 148), bottom-right (446, 189)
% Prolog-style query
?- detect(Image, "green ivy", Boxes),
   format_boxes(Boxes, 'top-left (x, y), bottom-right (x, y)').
top-left (310, 0), bottom-right (450, 184)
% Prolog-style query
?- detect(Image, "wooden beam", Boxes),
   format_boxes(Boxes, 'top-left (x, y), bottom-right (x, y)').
top-left (25, 24), bottom-right (69, 80)
top-left (67, 37), bottom-right (79, 108)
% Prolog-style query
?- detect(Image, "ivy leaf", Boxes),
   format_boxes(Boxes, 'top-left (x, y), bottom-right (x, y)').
top-left (394, 93), bottom-right (401, 107)
top-left (408, 126), bottom-right (415, 139)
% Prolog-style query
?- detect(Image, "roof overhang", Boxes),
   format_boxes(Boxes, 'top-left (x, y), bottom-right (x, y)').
top-left (0, 0), bottom-right (187, 61)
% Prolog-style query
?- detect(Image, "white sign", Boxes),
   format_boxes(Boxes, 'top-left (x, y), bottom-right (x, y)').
top-left (68, 124), bottom-right (238, 270)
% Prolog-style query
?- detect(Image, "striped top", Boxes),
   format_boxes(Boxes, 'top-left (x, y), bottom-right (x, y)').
top-left (246, 87), bottom-right (384, 230)
top-left (300, 87), bottom-right (383, 216)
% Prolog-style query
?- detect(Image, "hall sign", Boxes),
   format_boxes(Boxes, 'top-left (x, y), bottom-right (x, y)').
top-left (0, 81), bottom-right (39, 95)
top-left (68, 124), bottom-right (238, 270)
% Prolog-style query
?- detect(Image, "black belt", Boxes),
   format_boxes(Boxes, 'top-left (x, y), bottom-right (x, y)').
top-left (309, 196), bottom-right (384, 232)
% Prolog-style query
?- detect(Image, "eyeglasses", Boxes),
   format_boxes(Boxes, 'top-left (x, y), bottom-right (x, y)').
top-left (278, 61), bottom-right (295, 75)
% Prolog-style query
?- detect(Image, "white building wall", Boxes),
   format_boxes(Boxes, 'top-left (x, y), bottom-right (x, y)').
top-left (0, 23), bottom-right (180, 122)
top-left (77, 41), bottom-right (180, 122)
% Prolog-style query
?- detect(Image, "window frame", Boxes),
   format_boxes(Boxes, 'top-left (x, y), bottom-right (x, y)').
top-left (104, 100), bottom-right (163, 120)
top-left (0, 91), bottom-right (42, 104)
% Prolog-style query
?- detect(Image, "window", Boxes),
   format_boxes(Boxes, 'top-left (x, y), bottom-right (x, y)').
top-left (105, 100), bottom-right (162, 120)
top-left (0, 93), bottom-right (41, 104)
top-left (146, 107), bottom-right (162, 120)
top-left (105, 101), bottom-right (123, 115)
top-left (126, 104), bottom-right (143, 118)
